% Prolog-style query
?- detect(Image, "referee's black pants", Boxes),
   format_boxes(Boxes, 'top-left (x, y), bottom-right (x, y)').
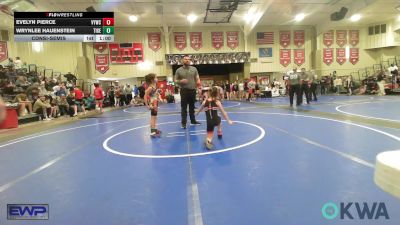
top-left (289, 84), bottom-right (301, 106)
top-left (180, 88), bottom-right (197, 125)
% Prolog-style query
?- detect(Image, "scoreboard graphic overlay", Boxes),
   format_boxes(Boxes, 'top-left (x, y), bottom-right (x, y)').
top-left (14, 12), bottom-right (114, 42)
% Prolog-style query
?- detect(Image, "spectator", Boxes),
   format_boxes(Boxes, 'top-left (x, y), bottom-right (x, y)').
top-left (74, 86), bottom-right (86, 114)
top-left (33, 95), bottom-right (52, 120)
top-left (66, 92), bottom-right (78, 117)
top-left (58, 94), bottom-right (69, 116)
top-left (13, 93), bottom-right (33, 116)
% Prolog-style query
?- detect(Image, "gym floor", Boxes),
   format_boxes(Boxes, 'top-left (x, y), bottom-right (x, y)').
top-left (0, 95), bottom-right (399, 225)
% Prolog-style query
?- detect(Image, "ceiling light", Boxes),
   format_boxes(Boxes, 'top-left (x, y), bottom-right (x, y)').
top-left (243, 13), bottom-right (254, 23)
top-left (398, 15), bottom-right (400, 21)
top-left (295, 13), bottom-right (305, 22)
top-left (350, 14), bottom-right (361, 22)
top-left (187, 14), bottom-right (198, 23)
top-left (129, 15), bottom-right (138, 22)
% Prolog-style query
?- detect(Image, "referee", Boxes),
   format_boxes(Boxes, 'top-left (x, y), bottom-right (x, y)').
top-left (288, 68), bottom-right (301, 106)
top-left (175, 55), bottom-right (202, 129)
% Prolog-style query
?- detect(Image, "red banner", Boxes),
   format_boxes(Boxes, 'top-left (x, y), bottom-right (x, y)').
top-left (148, 32), bottom-right (161, 52)
top-left (293, 30), bottom-right (305, 48)
top-left (323, 48), bottom-right (334, 65)
top-left (227, 31), bottom-right (239, 50)
top-left (174, 32), bottom-right (186, 51)
top-left (336, 48), bottom-right (346, 65)
top-left (211, 32), bottom-right (223, 50)
top-left (94, 43), bottom-right (107, 53)
top-left (190, 32), bottom-right (202, 51)
top-left (350, 48), bottom-right (359, 65)
top-left (279, 30), bottom-right (290, 48)
top-left (323, 30), bottom-right (334, 47)
top-left (95, 54), bottom-right (109, 74)
top-left (109, 43), bottom-right (144, 64)
top-left (349, 30), bottom-right (359, 46)
top-left (336, 30), bottom-right (347, 47)
top-left (294, 49), bottom-right (305, 66)
top-left (280, 49), bottom-right (291, 67)
top-left (0, 42), bottom-right (7, 62)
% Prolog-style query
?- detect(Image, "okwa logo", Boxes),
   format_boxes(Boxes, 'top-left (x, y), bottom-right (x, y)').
top-left (322, 202), bottom-right (390, 220)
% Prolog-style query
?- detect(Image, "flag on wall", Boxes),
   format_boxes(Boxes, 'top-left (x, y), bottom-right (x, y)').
top-left (293, 30), bottom-right (305, 48)
top-left (174, 32), bottom-right (187, 51)
top-left (323, 48), bottom-right (334, 65)
top-left (94, 43), bottom-right (107, 53)
top-left (190, 32), bottom-right (202, 51)
top-left (257, 32), bottom-right (274, 45)
top-left (280, 49), bottom-right (291, 67)
top-left (148, 32), bottom-right (161, 52)
top-left (323, 30), bottom-right (334, 47)
top-left (259, 48), bottom-right (273, 58)
top-left (294, 49), bottom-right (305, 66)
top-left (350, 48), bottom-right (359, 65)
top-left (336, 48), bottom-right (346, 65)
top-left (279, 31), bottom-right (290, 48)
top-left (349, 30), bottom-right (359, 46)
top-left (211, 32), bottom-right (223, 50)
top-left (336, 30), bottom-right (347, 47)
top-left (227, 31), bottom-right (239, 49)
top-left (95, 54), bottom-right (109, 74)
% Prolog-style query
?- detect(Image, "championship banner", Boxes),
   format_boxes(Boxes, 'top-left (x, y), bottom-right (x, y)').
top-left (0, 42), bottom-right (7, 62)
top-left (256, 32), bottom-right (274, 45)
top-left (293, 30), bottom-right (305, 48)
top-left (336, 30), bottom-right (347, 47)
top-left (279, 49), bottom-right (291, 67)
top-left (349, 30), bottom-right (359, 46)
top-left (323, 48), bottom-right (334, 65)
top-left (294, 49), bottom-right (305, 66)
top-left (227, 31), bottom-right (239, 49)
top-left (95, 54), bottom-right (109, 74)
top-left (190, 32), bottom-right (202, 51)
top-left (350, 48), bottom-right (359, 65)
top-left (94, 43), bottom-right (107, 53)
top-left (109, 43), bottom-right (144, 64)
top-left (148, 32), bottom-right (161, 52)
top-left (279, 30), bottom-right (290, 48)
top-left (323, 30), bottom-right (334, 47)
top-left (336, 48), bottom-right (346, 65)
top-left (211, 32), bottom-right (223, 50)
top-left (174, 32), bottom-right (186, 51)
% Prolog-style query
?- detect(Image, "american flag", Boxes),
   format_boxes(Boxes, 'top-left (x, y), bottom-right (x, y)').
top-left (257, 32), bottom-right (274, 45)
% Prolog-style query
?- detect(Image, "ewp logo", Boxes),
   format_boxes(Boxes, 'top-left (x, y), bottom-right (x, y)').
top-left (7, 204), bottom-right (49, 220)
top-left (322, 202), bottom-right (389, 220)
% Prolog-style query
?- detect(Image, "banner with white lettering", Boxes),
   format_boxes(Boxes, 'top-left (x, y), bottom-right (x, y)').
top-left (336, 30), bottom-right (347, 47)
top-left (148, 32), bottom-right (161, 52)
top-left (279, 30), bottom-right (290, 48)
top-left (336, 48), bottom-right (346, 65)
top-left (95, 54), bottom-right (109, 74)
top-left (190, 32), bottom-right (202, 51)
top-left (174, 32), bottom-right (186, 51)
top-left (0, 42), bottom-right (8, 62)
top-left (323, 30), bottom-right (334, 47)
top-left (226, 31), bottom-right (239, 50)
top-left (280, 49), bottom-right (291, 67)
top-left (211, 32), bottom-right (223, 50)
top-left (293, 30), bottom-right (305, 48)
top-left (349, 30), bottom-right (359, 46)
top-left (323, 48), bottom-right (334, 65)
top-left (294, 49), bottom-right (305, 66)
top-left (94, 43), bottom-right (107, 53)
top-left (350, 48), bottom-right (359, 65)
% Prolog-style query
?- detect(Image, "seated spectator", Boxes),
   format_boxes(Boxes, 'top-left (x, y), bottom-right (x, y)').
top-left (58, 94), bottom-right (69, 116)
top-left (50, 95), bottom-right (60, 118)
top-left (33, 95), bottom-right (52, 120)
top-left (131, 96), bottom-right (145, 106)
top-left (84, 94), bottom-right (96, 110)
top-left (13, 93), bottom-right (33, 116)
top-left (66, 92), bottom-right (78, 117)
